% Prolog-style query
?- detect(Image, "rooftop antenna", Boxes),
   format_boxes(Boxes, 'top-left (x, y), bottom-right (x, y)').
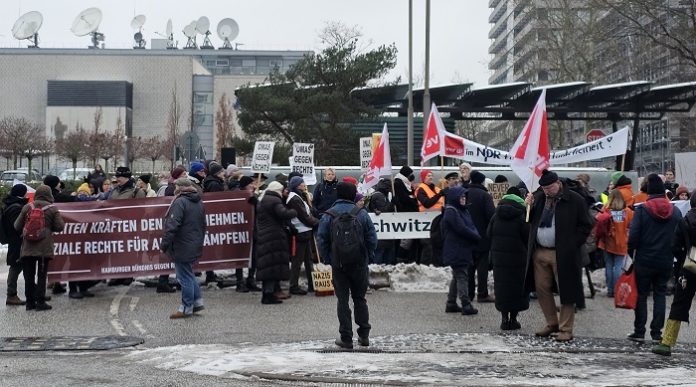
top-left (12, 11), bottom-right (43, 48)
top-left (166, 19), bottom-right (176, 49)
top-left (196, 16), bottom-right (214, 49)
top-left (216, 18), bottom-right (239, 50)
top-left (130, 14), bottom-right (146, 49)
top-left (71, 7), bottom-right (104, 49)
top-left (183, 21), bottom-right (197, 49)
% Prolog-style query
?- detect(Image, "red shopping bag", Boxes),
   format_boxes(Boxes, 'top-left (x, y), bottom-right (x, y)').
top-left (614, 268), bottom-right (637, 309)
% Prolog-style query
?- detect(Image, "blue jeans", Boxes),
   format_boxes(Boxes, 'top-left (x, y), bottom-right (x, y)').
top-left (174, 262), bottom-right (202, 315)
top-left (634, 264), bottom-right (671, 338)
top-left (605, 252), bottom-right (625, 296)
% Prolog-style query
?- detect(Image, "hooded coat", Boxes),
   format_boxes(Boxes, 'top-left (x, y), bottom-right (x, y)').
top-left (14, 185), bottom-right (65, 258)
top-left (368, 179), bottom-right (394, 214)
top-left (525, 182), bottom-right (593, 305)
top-left (255, 190), bottom-right (297, 281)
top-left (465, 183), bottom-right (495, 252)
top-left (628, 195), bottom-right (682, 271)
top-left (441, 186), bottom-right (480, 267)
top-left (2, 194), bottom-right (28, 266)
top-left (160, 189), bottom-right (206, 263)
top-left (488, 195), bottom-right (530, 313)
top-left (203, 174), bottom-right (226, 193)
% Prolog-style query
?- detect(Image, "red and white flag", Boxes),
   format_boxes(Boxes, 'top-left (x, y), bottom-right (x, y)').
top-left (362, 123), bottom-right (392, 190)
top-left (509, 89), bottom-right (550, 192)
top-left (420, 103), bottom-right (446, 165)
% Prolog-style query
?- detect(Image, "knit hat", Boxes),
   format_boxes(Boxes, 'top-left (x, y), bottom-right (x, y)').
top-left (225, 164), bottom-right (239, 177)
top-left (10, 184), bottom-right (27, 197)
top-left (355, 192), bottom-right (364, 203)
top-left (289, 176), bottom-right (304, 191)
top-left (646, 173), bottom-right (666, 195)
top-left (189, 162), bottom-right (205, 176)
top-left (175, 177), bottom-right (193, 187)
top-left (288, 171), bottom-right (303, 180)
top-left (445, 172), bottom-right (459, 180)
top-left (239, 176), bottom-right (254, 190)
top-left (208, 162), bottom-right (224, 177)
top-left (420, 169), bottom-right (432, 182)
top-left (494, 174), bottom-right (508, 183)
top-left (342, 176), bottom-right (358, 186)
top-left (470, 170), bottom-right (486, 185)
top-left (677, 186), bottom-right (689, 197)
top-left (115, 166), bottom-right (132, 178)
top-left (43, 175), bottom-right (60, 189)
top-left (615, 175), bottom-right (632, 188)
top-left (538, 169), bottom-right (559, 186)
top-left (337, 181), bottom-right (357, 201)
top-left (171, 166), bottom-right (186, 180)
top-left (506, 186), bottom-right (523, 198)
top-left (399, 166), bottom-right (414, 178)
top-left (77, 183), bottom-right (91, 195)
top-left (275, 173), bottom-right (289, 184)
top-left (610, 171), bottom-right (623, 186)
top-left (266, 181), bottom-right (284, 195)
top-left (138, 173), bottom-right (152, 185)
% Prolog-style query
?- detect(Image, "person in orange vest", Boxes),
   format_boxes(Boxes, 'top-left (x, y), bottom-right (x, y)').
top-left (416, 169), bottom-right (445, 266)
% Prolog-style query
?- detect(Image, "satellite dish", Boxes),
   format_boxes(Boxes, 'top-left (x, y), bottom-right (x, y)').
top-left (183, 22), bottom-right (197, 49)
top-left (71, 7), bottom-right (102, 36)
top-left (130, 14), bottom-right (146, 30)
top-left (195, 16), bottom-right (210, 35)
top-left (217, 18), bottom-right (239, 49)
top-left (12, 11), bottom-right (43, 48)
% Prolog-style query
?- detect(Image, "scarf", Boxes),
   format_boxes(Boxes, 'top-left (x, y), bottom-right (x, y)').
top-left (539, 195), bottom-right (560, 228)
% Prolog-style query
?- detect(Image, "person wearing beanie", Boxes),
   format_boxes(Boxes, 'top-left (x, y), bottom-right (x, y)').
top-left (75, 182), bottom-right (97, 202)
top-left (286, 176), bottom-right (319, 295)
top-left (226, 165), bottom-right (242, 190)
top-left (136, 174), bottom-right (157, 198)
top-left (109, 166), bottom-right (147, 200)
top-left (595, 190), bottom-right (634, 298)
top-left (613, 173), bottom-right (635, 208)
top-left (203, 162), bottom-right (226, 194)
top-left (155, 169), bottom-right (178, 293)
top-left (43, 175), bottom-right (74, 204)
top-left (488, 182), bottom-right (530, 329)
top-left (664, 169), bottom-right (679, 196)
top-left (3, 184), bottom-right (29, 306)
top-left (14, 184), bottom-right (65, 311)
top-left (288, 171), bottom-right (303, 180)
top-left (342, 176), bottom-right (359, 186)
top-left (459, 162), bottom-right (472, 186)
top-left (188, 161), bottom-right (206, 188)
top-left (87, 164), bottom-right (107, 193)
top-left (160, 177), bottom-right (206, 319)
top-left (526, 169), bottom-right (593, 342)
top-left (415, 169), bottom-right (445, 266)
top-left (226, 173), bottom-right (262, 293)
top-left (393, 165), bottom-right (420, 262)
top-left (675, 186), bottom-right (690, 201)
top-left (163, 166), bottom-right (187, 198)
top-left (313, 168), bottom-right (338, 214)
top-left (464, 170), bottom-right (496, 303)
top-left (655, 189), bottom-right (696, 356)
top-left (494, 175), bottom-right (508, 184)
top-left (627, 173), bottom-right (682, 343)
top-left (256, 177), bottom-right (297, 305)
top-left (355, 193), bottom-right (365, 208)
top-left (317, 181), bottom-right (377, 348)
top-left (238, 176), bottom-right (255, 191)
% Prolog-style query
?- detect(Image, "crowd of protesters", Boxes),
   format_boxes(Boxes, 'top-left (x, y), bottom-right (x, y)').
top-left (2, 160), bottom-right (696, 352)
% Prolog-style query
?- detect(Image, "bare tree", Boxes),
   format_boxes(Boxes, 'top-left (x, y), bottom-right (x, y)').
top-left (215, 93), bottom-right (235, 161)
top-left (0, 116), bottom-right (33, 169)
top-left (22, 124), bottom-right (52, 177)
top-left (85, 107), bottom-right (107, 166)
top-left (126, 136), bottom-right (146, 170)
top-left (111, 115), bottom-right (125, 168)
top-left (142, 136), bottom-right (164, 173)
top-left (56, 127), bottom-right (88, 180)
top-left (163, 83), bottom-right (183, 169)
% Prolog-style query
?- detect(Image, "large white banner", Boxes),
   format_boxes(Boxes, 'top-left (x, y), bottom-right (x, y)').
top-left (368, 212), bottom-right (439, 240)
top-left (290, 143), bottom-right (316, 185)
top-left (251, 141), bottom-right (275, 174)
top-left (442, 127), bottom-right (630, 166)
top-left (359, 137), bottom-right (373, 172)
top-left (675, 152), bottom-right (696, 191)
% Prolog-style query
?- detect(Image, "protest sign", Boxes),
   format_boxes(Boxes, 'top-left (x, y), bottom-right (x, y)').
top-left (251, 141), bottom-right (275, 173)
top-left (360, 137), bottom-right (373, 172)
top-left (290, 143), bottom-right (316, 185)
top-left (487, 182), bottom-right (511, 206)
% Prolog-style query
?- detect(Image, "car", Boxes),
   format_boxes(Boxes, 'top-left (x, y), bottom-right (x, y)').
top-left (0, 170), bottom-right (42, 185)
top-left (59, 168), bottom-right (93, 182)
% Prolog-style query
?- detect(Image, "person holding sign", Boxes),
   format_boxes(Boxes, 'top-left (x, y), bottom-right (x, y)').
top-left (160, 178), bottom-right (206, 319)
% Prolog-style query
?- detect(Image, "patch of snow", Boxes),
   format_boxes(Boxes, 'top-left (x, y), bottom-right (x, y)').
top-left (370, 263), bottom-right (452, 292)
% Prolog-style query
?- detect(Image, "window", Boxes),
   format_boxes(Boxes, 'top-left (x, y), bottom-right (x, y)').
top-left (216, 59), bottom-right (229, 67)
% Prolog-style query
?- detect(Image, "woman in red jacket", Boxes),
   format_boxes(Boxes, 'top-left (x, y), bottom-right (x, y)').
top-left (595, 189), bottom-right (634, 297)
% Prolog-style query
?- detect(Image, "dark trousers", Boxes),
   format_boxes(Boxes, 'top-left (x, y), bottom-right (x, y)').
top-left (22, 257), bottom-right (48, 306)
top-left (262, 280), bottom-right (279, 294)
top-left (468, 251), bottom-right (490, 299)
top-left (332, 265), bottom-right (371, 341)
top-left (7, 263), bottom-right (22, 297)
top-left (290, 234), bottom-right (314, 290)
top-left (634, 264), bottom-right (671, 338)
top-left (373, 240), bottom-right (396, 265)
top-left (158, 274), bottom-right (170, 286)
top-left (447, 264), bottom-right (471, 306)
top-left (668, 269), bottom-right (696, 322)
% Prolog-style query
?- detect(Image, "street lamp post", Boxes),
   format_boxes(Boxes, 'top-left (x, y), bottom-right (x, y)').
top-left (406, 0), bottom-right (414, 166)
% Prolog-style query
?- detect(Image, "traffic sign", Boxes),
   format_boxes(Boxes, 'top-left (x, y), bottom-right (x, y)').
top-left (586, 129), bottom-right (606, 143)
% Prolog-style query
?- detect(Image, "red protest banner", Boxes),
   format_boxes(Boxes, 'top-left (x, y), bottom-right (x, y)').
top-left (47, 191), bottom-right (254, 282)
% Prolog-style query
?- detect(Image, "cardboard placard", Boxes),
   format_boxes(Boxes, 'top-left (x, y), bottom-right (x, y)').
top-left (290, 142), bottom-right (316, 185)
top-left (251, 141), bottom-right (275, 173)
top-left (311, 269), bottom-right (334, 296)
top-left (487, 182), bottom-right (510, 206)
top-left (359, 137), bottom-right (373, 172)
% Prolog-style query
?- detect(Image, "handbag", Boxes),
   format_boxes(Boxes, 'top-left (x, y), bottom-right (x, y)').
top-left (614, 266), bottom-right (637, 310)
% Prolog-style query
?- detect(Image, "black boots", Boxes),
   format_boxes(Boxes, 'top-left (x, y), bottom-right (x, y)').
top-left (261, 293), bottom-right (282, 304)
top-left (501, 312), bottom-right (521, 330)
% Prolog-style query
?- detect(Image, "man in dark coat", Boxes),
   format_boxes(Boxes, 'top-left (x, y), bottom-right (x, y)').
top-left (466, 170), bottom-right (496, 302)
top-left (160, 178), bottom-right (206, 319)
top-left (318, 182), bottom-right (378, 349)
top-left (393, 166), bottom-right (419, 263)
top-left (3, 184), bottom-right (29, 306)
top-left (203, 162), bottom-right (226, 193)
top-left (525, 169), bottom-right (593, 342)
top-left (368, 178), bottom-right (396, 264)
top-left (255, 181), bottom-right (297, 304)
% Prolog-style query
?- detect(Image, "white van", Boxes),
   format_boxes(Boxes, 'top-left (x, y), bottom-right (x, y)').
top-left (59, 168), bottom-right (93, 181)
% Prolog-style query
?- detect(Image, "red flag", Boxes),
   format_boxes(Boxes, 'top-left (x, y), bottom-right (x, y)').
top-left (443, 132), bottom-right (466, 158)
top-left (509, 89), bottom-right (550, 192)
top-left (420, 103), bottom-right (445, 165)
top-left (362, 123), bottom-right (392, 190)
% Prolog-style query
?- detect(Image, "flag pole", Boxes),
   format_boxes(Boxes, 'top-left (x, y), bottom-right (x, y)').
top-left (620, 153), bottom-right (626, 172)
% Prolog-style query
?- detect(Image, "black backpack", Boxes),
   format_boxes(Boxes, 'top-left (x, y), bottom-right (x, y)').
top-left (326, 207), bottom-right (366, 268)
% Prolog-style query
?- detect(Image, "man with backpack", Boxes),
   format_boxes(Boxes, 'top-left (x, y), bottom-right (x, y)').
top-left (318, 182), bottom-right (378, 349)
top-left (2, 184), bottom-right (29, 306)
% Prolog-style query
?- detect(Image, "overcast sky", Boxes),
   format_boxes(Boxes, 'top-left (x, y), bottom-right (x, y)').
top-left (1, 0), bottom-right (491, 86)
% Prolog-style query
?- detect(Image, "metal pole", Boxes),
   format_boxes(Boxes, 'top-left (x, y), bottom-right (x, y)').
top-left (423, 0), bottom-right (431, 142)
top-left (407, 0), bottom-right (414, 166)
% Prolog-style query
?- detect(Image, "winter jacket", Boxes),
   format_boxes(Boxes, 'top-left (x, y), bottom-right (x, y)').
top-left (203, 175), bottom-right (226, 193)
top-left (143, 184), bottom-right (157, 198)
top-left (2, 195), bottom-right (28, 266)
top-left (416, 183), bottom-right (444, 212)
top-left (88, 170), bottom-right (106, 193)
top-left (393, 173), bottom-right (419, 212)
top-left (312, 179), bottom-right (338, 213)
top-left (466, 183), bottom-right (495, 252)
top-left (160, 189), bottom-right (206, 264)
top-left (595, 208), bottom-right (633, 256)
top-left (51, 187), bottom-right (76, 203)
top-left (628, 195), bottom-right (682, 271)
top-left (255, 190), bottom-right (297, 281)
top-left (672, 209), bottom-right (696, 275)
top-left (287, 191), bottom-right (319, 235)
top-left (14, 185), bottom-right (65, 258)
top-left (164, 182), bottom-right (176, 197)
top-left (227, 179), bottom-right (240, 191)
top-left (488, 195), bottom-right (530, 313)
top-left (317, 199), bottom-right (378, 266)
top-left (368, 179), bottom-right (394, 214)
top-left (526, 182), bottom-right (593, 305)
top-left (109, 179), bottom-right (147, 200)
top-left (633, 191), bottom-right (649, 205)
top-left (441, 186), bottom-right (480, 267)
